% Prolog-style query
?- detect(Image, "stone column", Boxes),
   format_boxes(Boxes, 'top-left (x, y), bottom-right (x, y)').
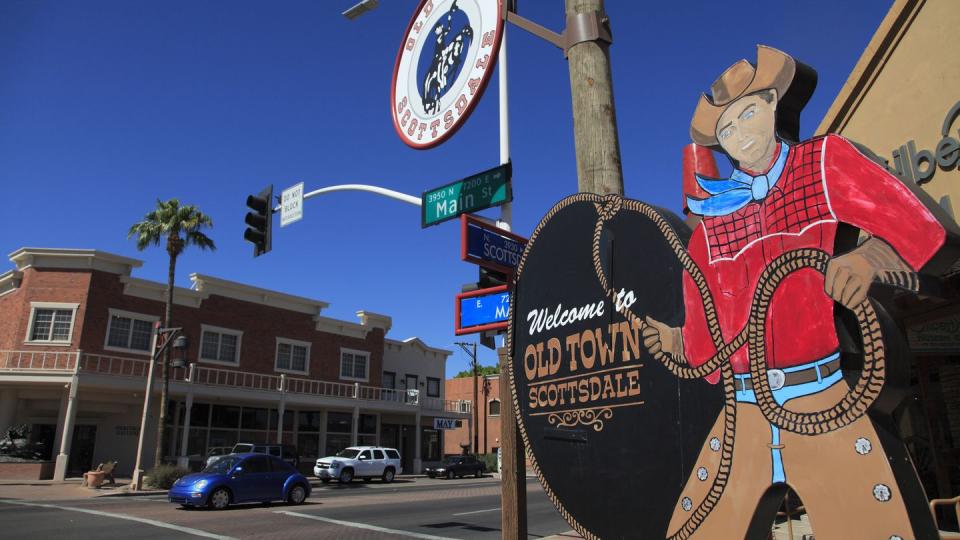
top-left (177, 393), bottom-right (193, 468)
top-left (0, 389), bottom-right (17, 433)
top-left (277, 375), bottom-right (286, 444)
top-left (53, 375), bottom-right (80, 481)
top-left (413, 411), bottom-right (422, 474)
top-left (350, 406), bottom-right (359, 447)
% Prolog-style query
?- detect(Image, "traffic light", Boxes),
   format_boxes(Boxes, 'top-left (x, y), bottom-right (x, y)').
top-left (244, 185), bottom-right (273, 257)
top-left (479, 266), bottom-right (508, 288)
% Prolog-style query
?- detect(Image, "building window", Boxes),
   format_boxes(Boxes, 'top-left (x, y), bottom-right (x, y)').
top-left (104, 309), bottom-right (158, 355)
top-left (359, 413), bottom-right (377, 446)
top-left (421, 428), bottom-right (440, 461)
top-left (275, 338), bottom-right (310, 375)
top-left (427, 377), bottom-right (441, 398)
top-left (383, 371), bottom-right (396, 389)
top-left (488, 399), bottom-right (501, 417)
top-left (340, 348), bottom-right (369, 382)
top-left (325, 411), bottom-right (352, 456)
top-left (25, 302), bottom-right (78, 345)
top-left (199, 325), bottom-right (242, 365)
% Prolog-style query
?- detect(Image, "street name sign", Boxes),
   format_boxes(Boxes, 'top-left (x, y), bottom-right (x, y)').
top-left (433, 418), bottom-right (458, 430)
top-left (422, 162), bottom-right (512, 228)
top-left (392, 0), bottom-right (504, 149)
top-left (280, 182), bottom-right (304, 227)
top-left (461, 214), bottom-right (527, 274)
top-left (455, 284), bottom-right (509, 335)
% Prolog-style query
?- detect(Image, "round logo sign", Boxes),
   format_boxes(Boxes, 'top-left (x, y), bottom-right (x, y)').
top-left (508, 195), bottom-right (722, 539)
top-left (391, 0), bottom-right (504, 149)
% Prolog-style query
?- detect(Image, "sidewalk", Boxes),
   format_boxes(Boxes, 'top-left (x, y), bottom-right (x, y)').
top-left (0, 477), bottom-right (163, 501)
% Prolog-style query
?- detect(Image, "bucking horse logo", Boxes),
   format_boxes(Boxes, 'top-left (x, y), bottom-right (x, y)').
top-left (421, 1), bottom-right (473, 115)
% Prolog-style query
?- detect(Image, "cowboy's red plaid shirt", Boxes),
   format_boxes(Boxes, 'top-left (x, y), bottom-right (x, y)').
top-left (682, 134), bottom-right (945, 381)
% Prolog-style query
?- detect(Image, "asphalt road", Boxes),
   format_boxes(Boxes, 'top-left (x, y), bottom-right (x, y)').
top-left (0, 477), bottom-right (573, 539)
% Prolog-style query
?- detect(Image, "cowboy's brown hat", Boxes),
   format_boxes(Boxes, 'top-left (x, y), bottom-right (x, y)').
top-left (690, 45), bottom-right (796, 147)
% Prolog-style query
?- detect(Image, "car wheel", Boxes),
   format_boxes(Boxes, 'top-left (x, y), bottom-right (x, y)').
top-left (382, 467), bottom-right (395, 484)
top-left (287, 484), bottom-right (307, 505)
top-left (447, 470), bottom-right (454, 480)
top-left (208, 488), bottom-right (231, 510)
top-left (321, 479), bottom-right (331, 484)
top-left (338, 468), bottom-right (354, 483)
top-left (475, 468), bottom-right (482, 478)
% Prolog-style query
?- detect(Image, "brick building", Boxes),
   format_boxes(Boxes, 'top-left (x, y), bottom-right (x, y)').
top-left (443, 373), bottom-right (502, 457)
top-left (0, 248), bottom-right (470, 480)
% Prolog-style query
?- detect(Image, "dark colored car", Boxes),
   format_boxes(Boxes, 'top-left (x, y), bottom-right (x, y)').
top-left (168, 453), bottom-right (311, 510)
top-left (425, 455), bottom-right (486, 479)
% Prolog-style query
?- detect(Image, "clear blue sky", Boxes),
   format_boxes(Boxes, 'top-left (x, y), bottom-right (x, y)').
top-left (0, 1), bottom-right (888, 378)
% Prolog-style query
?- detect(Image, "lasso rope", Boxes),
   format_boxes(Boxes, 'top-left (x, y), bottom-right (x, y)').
top-left (589, 195), bottom-right (889, 539)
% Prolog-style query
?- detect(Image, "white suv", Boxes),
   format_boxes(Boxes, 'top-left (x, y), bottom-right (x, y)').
top-left (314, 446), bottom-right (402, 484)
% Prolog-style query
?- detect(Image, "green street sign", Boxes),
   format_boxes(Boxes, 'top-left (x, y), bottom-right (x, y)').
top-left (421, 163), bottom-right (512, 228)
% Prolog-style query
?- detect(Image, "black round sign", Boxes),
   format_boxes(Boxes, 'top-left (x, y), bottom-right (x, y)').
top-left (508, 194), bottom-right (722, 540)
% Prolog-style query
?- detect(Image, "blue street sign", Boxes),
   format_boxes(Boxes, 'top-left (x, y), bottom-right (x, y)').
top-left (460, 215), bottom-right (528, 274)
top-left (456, 286), bottom-right (510, 335)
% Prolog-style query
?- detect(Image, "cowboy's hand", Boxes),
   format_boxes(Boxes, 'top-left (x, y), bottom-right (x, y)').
top-left (824, 237), bottom-right (911, 309)
top-left (642, 316), bottom-right (683, 359)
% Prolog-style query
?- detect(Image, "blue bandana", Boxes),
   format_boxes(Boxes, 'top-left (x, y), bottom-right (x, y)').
top-left (686, 142), bottom-right (791, 217)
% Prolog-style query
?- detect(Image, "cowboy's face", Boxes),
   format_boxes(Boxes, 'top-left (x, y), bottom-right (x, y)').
top-left (715, 90), bottom-right (778, 170)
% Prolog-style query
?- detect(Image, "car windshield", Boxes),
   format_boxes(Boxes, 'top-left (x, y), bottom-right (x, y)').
top-left (442, 457), bottom-right (463, 465)
top-left (202, 456), bottom-right (240, 474)
top-left (232, 444), bottom-right (253, 453)
top-left (335, 449), bottom-right (361, 459)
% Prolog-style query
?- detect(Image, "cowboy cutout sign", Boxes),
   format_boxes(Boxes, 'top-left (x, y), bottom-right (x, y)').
top-left (509, 45), bottom-right (959, 540)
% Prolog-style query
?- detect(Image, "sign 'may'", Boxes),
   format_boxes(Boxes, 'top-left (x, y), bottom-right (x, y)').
top-left (433, 417), bottom-right (458, 430)
top-left (391, 0), bottom-right (504, 149)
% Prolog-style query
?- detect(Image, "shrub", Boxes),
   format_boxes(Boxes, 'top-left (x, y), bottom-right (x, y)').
top-left (147, 464), bottom-right (190, 489)
top-left (477, 453), bottom-right (498, 472)
top-left (0, 424), bottom-right (46, 461)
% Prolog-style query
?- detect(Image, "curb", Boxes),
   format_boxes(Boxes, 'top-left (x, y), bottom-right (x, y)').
top-left (96, 489), bottom-right (167, 497)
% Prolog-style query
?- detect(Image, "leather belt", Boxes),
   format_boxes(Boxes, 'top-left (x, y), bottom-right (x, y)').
top-left (735, 357), bottom-right (841, 392)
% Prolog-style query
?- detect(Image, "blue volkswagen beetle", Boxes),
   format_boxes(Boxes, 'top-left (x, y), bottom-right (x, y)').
top-left (168, 453), bottom-right (310, 510)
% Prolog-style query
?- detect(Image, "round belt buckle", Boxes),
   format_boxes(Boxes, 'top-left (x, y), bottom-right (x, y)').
top-left (767, 369), bottom-right (786, 391)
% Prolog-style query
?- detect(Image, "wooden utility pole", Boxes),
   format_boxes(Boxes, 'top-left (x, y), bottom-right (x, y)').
top-left (566, 0), bottom-right (623, 196)
top-left (497, 2), bottom-right (621, 537)
top-left (499, 347), bottom-right (527, 539)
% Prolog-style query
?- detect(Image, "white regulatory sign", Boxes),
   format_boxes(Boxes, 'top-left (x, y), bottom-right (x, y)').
top-left (281, 182), bottom-right (304, 227)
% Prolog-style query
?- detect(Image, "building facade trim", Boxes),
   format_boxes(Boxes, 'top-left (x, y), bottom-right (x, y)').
top-left (9, 248), bottom-right (142, 275)
top-left (191, 273), bottom-right (329, 316)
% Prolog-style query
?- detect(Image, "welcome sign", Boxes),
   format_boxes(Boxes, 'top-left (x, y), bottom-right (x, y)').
top-left (508, 194), bottom-right (720, 540)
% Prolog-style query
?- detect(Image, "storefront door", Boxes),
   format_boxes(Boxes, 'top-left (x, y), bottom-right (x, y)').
top-left (67, 425), bottom-right (96, 476)
top-left (401, 424), bottom-right (416, 473)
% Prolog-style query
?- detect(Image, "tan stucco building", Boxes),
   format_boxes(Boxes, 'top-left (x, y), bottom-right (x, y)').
top-left (818, 0), bottom-right (960, 501)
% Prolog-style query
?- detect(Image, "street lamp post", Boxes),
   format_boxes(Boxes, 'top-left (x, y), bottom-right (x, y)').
top-left (130, 323), bottom-right (190, 491)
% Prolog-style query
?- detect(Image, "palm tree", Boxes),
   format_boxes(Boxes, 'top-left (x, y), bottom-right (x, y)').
top-left (128, 199), bottom-right (215, 468)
